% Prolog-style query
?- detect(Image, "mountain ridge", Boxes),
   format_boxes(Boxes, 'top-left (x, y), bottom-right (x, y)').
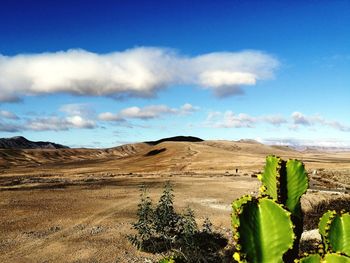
top-left (0, 136), bottom-right (69, 149)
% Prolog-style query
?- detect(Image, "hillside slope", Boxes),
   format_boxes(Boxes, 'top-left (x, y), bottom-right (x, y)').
top-left (1, 138), bottom-right (350, 177)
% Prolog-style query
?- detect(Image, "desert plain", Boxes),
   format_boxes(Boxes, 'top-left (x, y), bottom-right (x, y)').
top-left (1, 139), bottom-right (350, 262)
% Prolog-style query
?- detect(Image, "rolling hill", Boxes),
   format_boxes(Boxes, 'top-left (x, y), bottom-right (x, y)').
top-left (1, 136), bottom-right (350, 176)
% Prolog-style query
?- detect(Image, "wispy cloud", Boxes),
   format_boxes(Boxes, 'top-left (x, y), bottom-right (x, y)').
top-left (0, 104), bottom-right (97, 132)
top-left (208, 111), bottom-right (257, 128)
top-left (205, 110), bottom-right (350, 132)
top-left (0, 121), bottom-right (22, 132)
top-left (59, 103), bottom-right (95, 117)
top-left (261, 115), bottom-right (287, 126)
top-left (0, 47), bottom-right (279, 102)
top-left (25, 116), bottom-right (96, 131)
top-left (259, 137), bottom-right (350, 150)
top-left (0, 110), bottom-right (19, 120)
top-left (99, 103), bottom-right (199, 122)
top-left (205, 111), bottom-right (285, 128)
top-left (291, 111), bottom-right (350, 132)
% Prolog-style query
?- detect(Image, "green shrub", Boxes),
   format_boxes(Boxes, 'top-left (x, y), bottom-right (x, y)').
top-left (129, 181), bottom-right (228, 262)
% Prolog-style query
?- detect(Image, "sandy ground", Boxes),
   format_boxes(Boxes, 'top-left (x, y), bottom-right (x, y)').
top-left (0, 175), bottom-right (259, 263)
top-left (1, 140), bottom-right (350, 262)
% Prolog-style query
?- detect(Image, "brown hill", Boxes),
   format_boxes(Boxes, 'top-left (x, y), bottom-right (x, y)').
top-left (1, 138), bottom-right (350, 176)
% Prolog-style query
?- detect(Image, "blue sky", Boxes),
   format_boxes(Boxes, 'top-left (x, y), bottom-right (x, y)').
top-left (0, 0), bottom-right (349, 148)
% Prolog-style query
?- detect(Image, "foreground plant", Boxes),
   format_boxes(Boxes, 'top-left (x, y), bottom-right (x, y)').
top-left (297, 210), bottom-right (350, 262)
top-left (232, 155), bottom-right (350, 263)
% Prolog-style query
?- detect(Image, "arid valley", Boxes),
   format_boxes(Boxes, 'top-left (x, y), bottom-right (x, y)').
top-left (1, 137), bottom-right (350, 262)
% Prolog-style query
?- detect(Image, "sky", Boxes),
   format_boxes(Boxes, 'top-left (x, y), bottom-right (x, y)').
top-left (0, 0), bottom-right (349, 148)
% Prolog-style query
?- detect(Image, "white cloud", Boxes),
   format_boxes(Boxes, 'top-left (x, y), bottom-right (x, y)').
top-left (0, 110), bottom-right (19, 120)
top-left (205, 112), bottom-right (286, 128)
top-left (260, 138), bottom-right (350, 150)
top-left (26, 115), bottom-right (96, 131)
top-left (291, 112), bottom-right (315, 126)
top-left (179, 103), bottom-right (199, 114)
top-left (0, 121), bottom-right (21, 132)
top-left (120, 105), bottom-right (175, 119)
top-left (326, 120), bottom-right (350, 132)
top-left (0, 48), bottom-right (279, 101)
top-left (205, 111), bottom-right (258, 128)
top-left (291, 112), bottom-right (350, 132)
top-left (204, 110), bottom-right (350, 133)
top-left (262, 115), bottom-right (287, 126)
top-left (99, 103), bottom-right (198, 121)
top-left (59, 103), bottom-right (94, 117)
top-left (0, 103), bottom-right (97, 132)
top-left (98, 112), bottom-right (125, 122)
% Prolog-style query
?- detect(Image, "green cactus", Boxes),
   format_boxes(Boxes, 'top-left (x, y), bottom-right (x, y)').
top-left (319, 210), bottom-right (335, 251)
top-left (324, 253), bottom-right (350, 263)
top-left (231, 195), bottom-right (252, 232)
top-left (298, 253), bottom-right (350, 263)
top-left (319, 211), bottom-right (350, 256)
top-left (159, 257), bottom-right (175, 263)
top-left (258, 155), bottom-right (308, 261)
top-left (232, 197), bottom-right (295, 263)
top-left (298, 254), bottom-right (321, 263)
top-left (259, 155), bottom-right (308, 217)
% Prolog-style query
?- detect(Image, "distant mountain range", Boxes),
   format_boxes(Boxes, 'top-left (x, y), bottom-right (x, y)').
top-left (1, 135), bottom-right (349, 152)
top-left (0, 136), bottom-right (69, 149)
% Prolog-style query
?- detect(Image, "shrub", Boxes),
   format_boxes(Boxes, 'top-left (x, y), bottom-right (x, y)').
top-left (129, 181), bottom-right (228, 262)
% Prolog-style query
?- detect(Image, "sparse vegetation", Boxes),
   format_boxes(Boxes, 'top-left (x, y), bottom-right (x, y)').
top-left (129, 181), bottom-right (228, 262)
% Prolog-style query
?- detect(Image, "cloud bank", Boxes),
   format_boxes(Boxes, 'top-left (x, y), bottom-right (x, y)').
top-left (259, 138), bottom-right (350, 150)
top-left (99, 103), bottom-right (199, 122)
top-left (205, 111), bottom-right (287, 128)
top-left (0, 103), bottom-right (198, 132)
top-left (205, 110), bottom-right (349, 132)
top-left (291, 112), bottom-right (350, 132)
top-left (0, 110), bottom-right (19, 120)
top-left (0, 47), bottom-right (279, 101)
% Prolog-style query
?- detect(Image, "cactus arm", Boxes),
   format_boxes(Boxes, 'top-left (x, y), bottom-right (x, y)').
top-left (159, 257), bottom-right (175, 263)
top-left (231, 195), bottom-right (252, 230)
top-left (298, 254), bottom-right (322, 263)
top-left (236, 198), bottom-right (294, 263)
top-left (324, 253), bottom-right (350, 262)
top-left (298, 253), bottom-right (350, 263)
top-left (285, 159), bottom-right (308, 216)
top-left (328, 213), bottom-right (350, 256)
top-left (260, 157), bottom-right (308, 215)
top-left (319, 211), bottom-right (334, 237)
top-left (319, 210), bottom-right (335, 251)
top-left (260, 155), bottom-right (281, 199)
